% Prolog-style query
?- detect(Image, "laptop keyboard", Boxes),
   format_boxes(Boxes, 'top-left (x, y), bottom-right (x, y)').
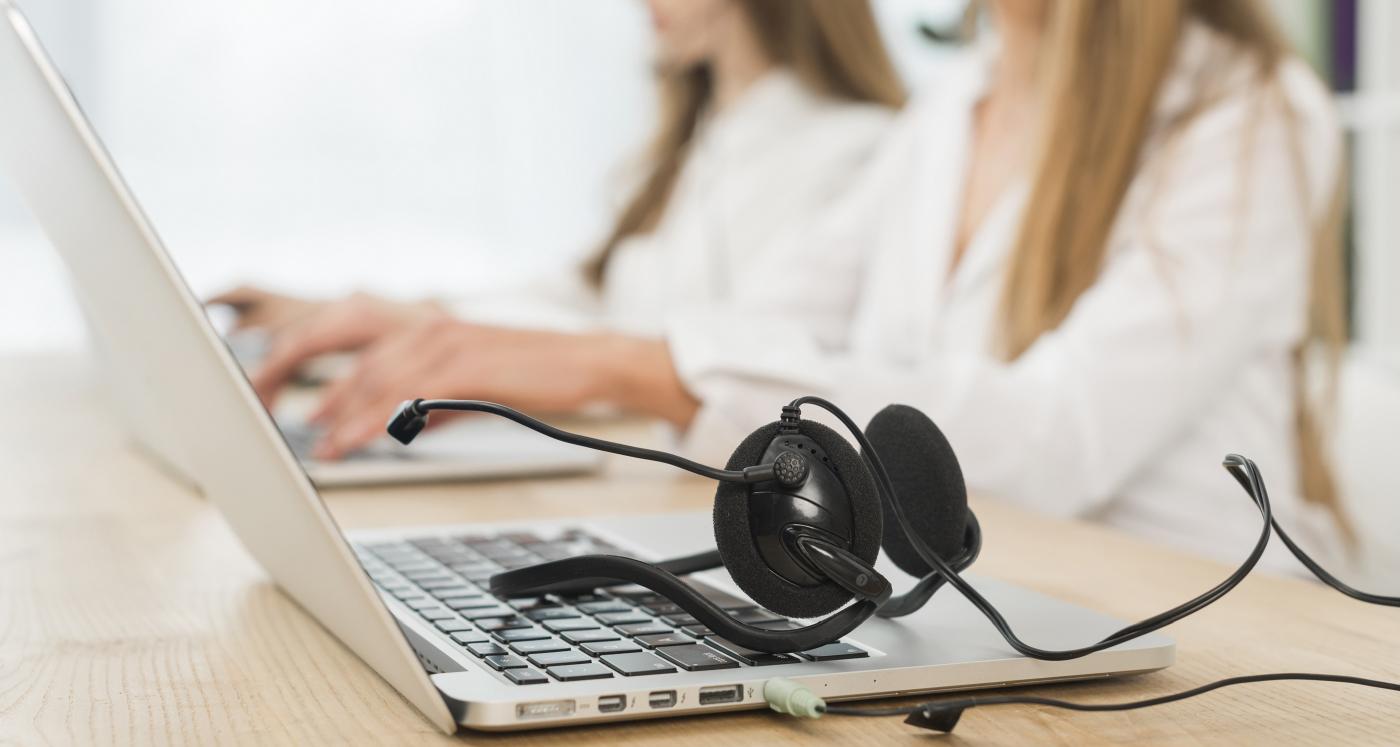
top-left (281, 421), bottom-right (405, 462)
top-left (353, 530), bottom-right (869, 685)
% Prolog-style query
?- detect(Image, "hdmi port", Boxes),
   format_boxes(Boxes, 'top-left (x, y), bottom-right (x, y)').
top-left (698, 685), bottom-right (743, 705)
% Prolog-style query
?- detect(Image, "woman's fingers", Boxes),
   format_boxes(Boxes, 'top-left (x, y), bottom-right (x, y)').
top-left (208, 286), bottom-right (312, 332)
top-left (310, 327), bottom-right (463, 458)
top-left (250, 317), bottom-right (363, 404)
top-left (315, 364), bottom-right (474, 459)
top-left (309, 319), bottom-right (444, 424)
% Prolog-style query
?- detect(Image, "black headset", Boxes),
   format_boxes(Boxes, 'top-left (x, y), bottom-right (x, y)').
top-left (387, 396), bottom-right (1400, 733)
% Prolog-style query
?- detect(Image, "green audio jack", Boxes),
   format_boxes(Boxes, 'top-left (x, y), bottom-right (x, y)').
top-left (763, 678), bottom-right (826, 719)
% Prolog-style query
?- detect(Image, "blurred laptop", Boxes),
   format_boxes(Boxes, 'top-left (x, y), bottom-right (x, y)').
top-left (0, 4), bottom-right (597, 489)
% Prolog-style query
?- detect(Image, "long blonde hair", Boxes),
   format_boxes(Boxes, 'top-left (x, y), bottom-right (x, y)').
top-left (996, 0), bottom-right (1349, 530)
top-left (584, 0), bottom-right (905, 286)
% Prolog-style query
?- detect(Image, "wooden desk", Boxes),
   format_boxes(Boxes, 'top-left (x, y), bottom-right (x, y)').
top-left (2, 353), bottom-right (1397, 746)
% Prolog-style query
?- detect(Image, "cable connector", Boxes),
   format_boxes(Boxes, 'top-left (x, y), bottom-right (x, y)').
top-left (778, 404), bottom-right (802, 434)
top-left (764, 678), bottom-right (825, 719)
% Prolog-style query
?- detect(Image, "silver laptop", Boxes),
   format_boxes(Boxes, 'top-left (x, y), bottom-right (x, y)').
top-left (0, 2), bottom-right (1173, 732)
top-left (1, 9), bottom-right (598, 490)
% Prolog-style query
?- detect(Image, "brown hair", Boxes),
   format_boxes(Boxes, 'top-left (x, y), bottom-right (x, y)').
top-left (583, 0), bottom-right (905, 286)
top-left (995, 1), bottom-right (1349, 532)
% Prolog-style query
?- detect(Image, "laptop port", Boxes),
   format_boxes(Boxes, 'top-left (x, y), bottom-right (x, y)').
top-left (597, 695), bottom-right (626, 713)
top-left (517, 699), bottom-right (575, 720)
top-left (698, 685), bottom-right (743, 705)
top-left (648, 690), bottom-right (677, 709)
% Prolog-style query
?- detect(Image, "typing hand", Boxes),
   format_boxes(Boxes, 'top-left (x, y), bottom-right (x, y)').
top-left (210, 286), bottom-right (441, 406)
top-left (306, 318), bottom-right (618, 460)
top-left (208, 285), bottom-right (320, 336)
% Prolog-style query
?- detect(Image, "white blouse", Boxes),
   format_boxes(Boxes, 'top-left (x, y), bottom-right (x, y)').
top-left (452, 70), bottom-right (894, 335)
top-left (667, 25), bottom-right (1349, 573)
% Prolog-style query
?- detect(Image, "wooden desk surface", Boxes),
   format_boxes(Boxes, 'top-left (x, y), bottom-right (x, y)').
top-left (3, 353), bottom-right (1397, 746)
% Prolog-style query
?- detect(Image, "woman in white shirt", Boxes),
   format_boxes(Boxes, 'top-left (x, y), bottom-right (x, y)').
top-left (216, 0), bottom-right (901, 456)
top-left (664, 0), bottom-right (1351, 569)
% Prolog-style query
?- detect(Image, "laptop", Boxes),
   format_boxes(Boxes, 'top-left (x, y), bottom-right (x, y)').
top-left (2, 14), bottom-right (599, 491)
top-left (0, 2), bottom-right (1173, 732)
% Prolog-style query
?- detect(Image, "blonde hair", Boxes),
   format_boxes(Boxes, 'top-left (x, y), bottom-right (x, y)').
top-left (583, 0), bottom-right (905, 286)
top-left (995, 1), bottom-right (1349, 532)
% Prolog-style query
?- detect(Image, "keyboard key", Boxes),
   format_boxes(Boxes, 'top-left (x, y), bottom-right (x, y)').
top-left (403, 597), bottom-right (439, 610)
top-left (459, 606), bottom-right (514, 620)
top-left (608, 589), bottom-right (666, 604)
top-left (616, 623), bottom-right (672, 638)
top-left (416, 608), bottom-right (455, 621)
top-left (547, 663), bottom-right (614, 682)
top-left (581, 639), bottom-right (642, 656)
top-left (798, 642), bottom-right (869, 662)
top-left (525, 607), bottom-right (581, 622)
top-left (504, 668), bottom-right (549, 685)
top-left (485, 654), bottom-right (527, 670)
top-left (601, 651), bottom-right (678, 676)
top-left (705, 637), bottom-right (799, 666)
top-left (544, 618), bottom-right (600, 633)
top-left (552, 593), bottom-right (609, 605)
top-left (754, 619), bottom-right (803, 632)
top-left (434, 619), bottom-right (473, 633)
top-left (681, 625), bottom-right (714, 638)
top-left (527, 650), bottom-right (592, 668)
top-left (442, 597), bottom-right (498, 610)
top-left (418, 578), bottom-right (468, 590)
top-left (448, 630), bottom-right (488, 645)
top-left (661, 614), bottom-right (700, 627)
top-left (466, 642), bottom-right (508, 657)
top-left (493, 627), bottom-right (550, 643)
top-left (511, 638), bottom-right (571, 655)
top-left (476, 616), bottom-right (533, 632)
top-left (643, 602), bottom-right (684, 616)
top-left (635, 633), bottom-right (692, 649)
top-left (595, 611), bottom-right (654, 626)
top-left (429, 587), bottom-right (479, 600)
top-left (657, 644), bottom-right (740, 672)
top-left (575, 600), bottom-right (632, 615)
top-left (691, 584), bottom-right (753, 610)
top-left (563, 629), bottom-right (620, 645)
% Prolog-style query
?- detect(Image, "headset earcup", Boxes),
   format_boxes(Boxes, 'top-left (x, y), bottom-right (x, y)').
top-left (864, 404), bottom-right (970, 577)
top-left (713, 420), bottom-right (882, 619)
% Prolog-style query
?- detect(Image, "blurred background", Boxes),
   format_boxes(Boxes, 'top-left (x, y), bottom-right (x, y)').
top-left (1, 0), bottom-right (1395, 570)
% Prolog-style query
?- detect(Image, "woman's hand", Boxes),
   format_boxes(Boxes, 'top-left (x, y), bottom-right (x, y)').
top-left (209, 286), bottom-right (442, 405)
top-left (306, 317), bottom-right (700, 459)
top-left (208, 285), bottom-right (322, 336)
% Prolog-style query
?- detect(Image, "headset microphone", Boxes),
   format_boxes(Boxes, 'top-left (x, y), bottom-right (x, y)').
top-left (390, 399), bottom-right (795, 485)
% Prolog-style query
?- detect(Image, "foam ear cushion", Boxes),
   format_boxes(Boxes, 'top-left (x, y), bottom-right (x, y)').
top-left (864, 404), bottom-right (969, 577)
top-left (712, 419), bottom-right (882, 619)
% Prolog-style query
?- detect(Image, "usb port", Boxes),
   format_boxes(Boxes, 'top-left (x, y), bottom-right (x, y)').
top-left (698, 685), bottom-right (743, 705)
top-left (648, 690), bottom-right (677, 709)
top-left (597, 695), bottom-right (626, 713)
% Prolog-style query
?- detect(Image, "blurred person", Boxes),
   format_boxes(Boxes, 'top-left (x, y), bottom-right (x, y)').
top-left (642, 0), bottom-right (1351, 569)
top-left (213, 0), bottom-right (904, 455)
top-left (311, 0), bottom-right (1349, 570)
